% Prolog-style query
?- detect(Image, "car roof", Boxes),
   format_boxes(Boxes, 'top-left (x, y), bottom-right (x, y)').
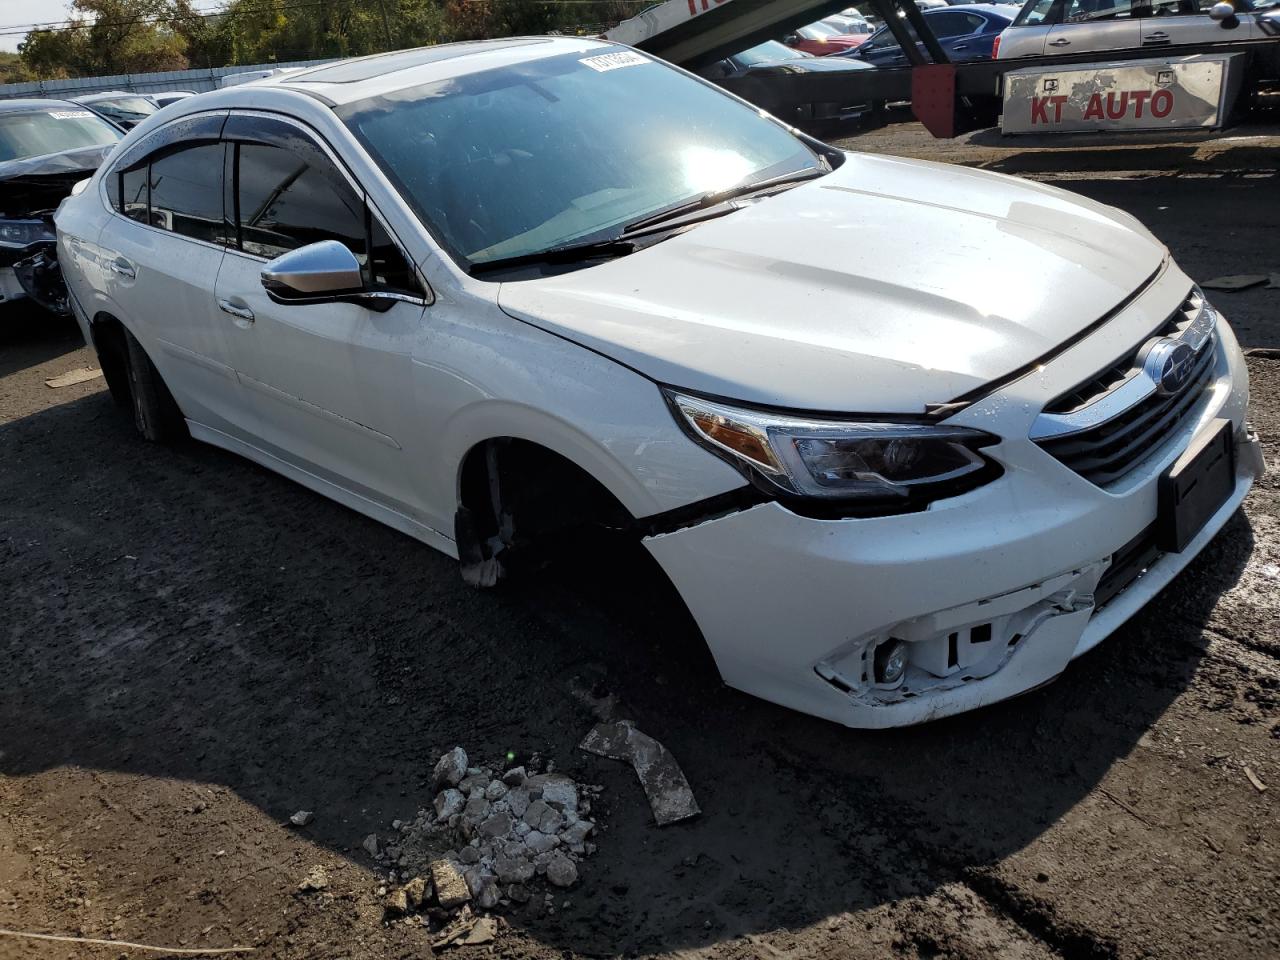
top-left (72, 91), bottom-right (147, 103)
top-left (926, 2), bottom-right (1017, 13)
top-left (265, 36), bottom-right (613, 105)
top-left (0, 98), bottom-right (95, 113)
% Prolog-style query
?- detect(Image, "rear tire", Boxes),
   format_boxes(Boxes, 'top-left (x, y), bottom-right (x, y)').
top-left (123, 329), bottom-right (187, 443)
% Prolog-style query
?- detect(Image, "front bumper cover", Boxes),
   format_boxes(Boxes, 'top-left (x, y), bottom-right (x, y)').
top-left (643, 304), bottom-right (1263, 729)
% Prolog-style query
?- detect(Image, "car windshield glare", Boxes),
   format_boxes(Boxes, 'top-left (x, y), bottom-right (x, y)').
top-left (0, 108), bottom-right (122, 162)
top-left (736, 40), bottom-right (810, 64)
top-left (338, 49), bottom-right (818, 270)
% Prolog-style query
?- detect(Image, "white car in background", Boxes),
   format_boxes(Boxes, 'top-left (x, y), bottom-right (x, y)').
top-left (55, 38), bottom-right (1264, 729)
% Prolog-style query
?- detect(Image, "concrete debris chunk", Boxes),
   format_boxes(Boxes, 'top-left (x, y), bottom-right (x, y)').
top-left (433, 747), bottom-right (468, 789)
top-left (288, 810), bottom-right (313, 827)
top-left (430, 859), bottom-right (471, 908)
top-left (403, 875), bottom-right (429, 909)
top-left (506, 786), bottom-right (531, 819)
top-left (434, 912), bottom-right (498, 949)
top-left (530, 773), bottom-right (579, 813)
top-left (545, 853), bottom-right (578, 888)
top-left (1201, 274), bottom-right (1268, 292)
top-left (495, 854), bottom-right (536, 884)
top-left (384, 885), bottom-right (411, 917)
top-left (45, 367), bottom-right (103, 389)
top-left (522, 829), bottom-right (560, 855)
top-left (362, 833), bottom-right (380, 857)
top-left (434, 787), bottom-right (465, 821)
top-left (1244, 766), bottom-right (1268, 793)
top-left (297, 865), bottom-right (329, 892)
top-left (579, 720), bottom-right (699, 825)
top-left (478, 811), bottom-right (513, 839)
top-left (502, 766), bottom-right (527, 786)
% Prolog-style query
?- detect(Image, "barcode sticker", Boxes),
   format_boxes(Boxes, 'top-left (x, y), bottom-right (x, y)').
top-left (49, 110), bottom-right (94, 120)
top-left (579, 51), bottom-right (649, 73)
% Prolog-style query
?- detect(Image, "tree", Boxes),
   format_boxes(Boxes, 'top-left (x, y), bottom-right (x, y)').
top-left (0, 52), bottom-right (34, 86)
top-left (21, 0), bottom-right (189, 79)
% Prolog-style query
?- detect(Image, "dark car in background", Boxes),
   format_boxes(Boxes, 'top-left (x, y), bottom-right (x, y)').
top-left (0, 99), bottom-right (122, 312)
top-left (698, 40), bottom-right (878, 129)
top-left (844, 3), bottom-right (1020, 65)
top-left (71, 91), bottom-right (159, 130)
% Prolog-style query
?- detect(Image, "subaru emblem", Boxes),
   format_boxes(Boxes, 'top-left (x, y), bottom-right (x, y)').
top-left (1143, 338), bottom-right (1196, 396)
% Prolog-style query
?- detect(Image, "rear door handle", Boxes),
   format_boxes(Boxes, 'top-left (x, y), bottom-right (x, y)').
top-left (1048, 38), bottom-right (1071, 46)
top-left (951, 42), bottom-right (968, 50)
top-left (217, 298), bottom-right (255, 324)
top-left (110, 257), bottom-right (135, 280)
top-left (1144, 30), bottom-right (1168, 38)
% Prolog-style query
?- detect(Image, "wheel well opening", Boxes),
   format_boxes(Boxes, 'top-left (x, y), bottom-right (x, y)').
top-left (456, 438), bottom-right (634, 578)
top-left (89, 312), bottom-right (130, 407)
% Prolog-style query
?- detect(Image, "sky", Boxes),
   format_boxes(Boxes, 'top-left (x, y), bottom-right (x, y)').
top-left (0, 0), bottom-right (225, 53)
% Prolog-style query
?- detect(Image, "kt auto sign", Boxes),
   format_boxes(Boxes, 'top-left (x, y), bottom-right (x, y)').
top-left (1002, 53), bottom-right (1245, 135)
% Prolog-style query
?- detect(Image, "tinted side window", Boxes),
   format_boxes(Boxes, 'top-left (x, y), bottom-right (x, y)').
top-left (119, 164), bottom-right (149, 223)
top-left (1064, 0), bottom-right (1137, 22)
top-left (235, 142), bottom-right (366, 260)
top-left (148, 143), bottom-right (227, 243)
top-left (930, 12), bottom-right (977, 35)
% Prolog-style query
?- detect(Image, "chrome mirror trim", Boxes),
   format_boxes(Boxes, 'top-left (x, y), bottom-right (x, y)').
top-left (261, 240), bottom-right (363, 296)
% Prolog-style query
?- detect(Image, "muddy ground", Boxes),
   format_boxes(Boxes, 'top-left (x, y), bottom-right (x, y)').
top-left (1, 129), bottom-right (1277, 960)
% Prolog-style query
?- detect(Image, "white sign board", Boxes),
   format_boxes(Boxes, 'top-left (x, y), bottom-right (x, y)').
top-left (1002, 53), bottom-right (1245, 135)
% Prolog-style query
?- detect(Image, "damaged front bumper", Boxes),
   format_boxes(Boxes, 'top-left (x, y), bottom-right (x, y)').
top-left (642, 324), bottom-right (1264, 729)
top-left (0, 240), bottom-right (69, 314)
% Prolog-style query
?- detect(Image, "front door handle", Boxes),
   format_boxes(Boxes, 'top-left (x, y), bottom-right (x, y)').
top-left (110, 257), bottom-right (135, 280)
top-left (1144, 30), bottom-right (1168, 38)
top-left (951, 42), bottom-right (968, 50)
top-left (1048, 38), bottom-right (1072, 46)
top-left (217, 298), bottom-right (255, 324)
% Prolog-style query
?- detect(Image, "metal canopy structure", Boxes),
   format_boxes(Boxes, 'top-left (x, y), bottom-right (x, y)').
top-left (611, 0), bottom-right (1278, 137)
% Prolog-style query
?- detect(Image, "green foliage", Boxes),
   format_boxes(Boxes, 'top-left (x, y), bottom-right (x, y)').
top-left (17, 0), bottom-right (652, 79)
top-left (0, 51), bottom-right (34, 85)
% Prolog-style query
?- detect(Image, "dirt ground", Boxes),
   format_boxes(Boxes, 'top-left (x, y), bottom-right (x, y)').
top-left (1, 127), bottom-right (1277, 960)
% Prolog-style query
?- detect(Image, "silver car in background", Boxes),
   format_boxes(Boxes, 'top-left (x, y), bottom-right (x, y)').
top-left (997, 0), bottom-right (1280, 66)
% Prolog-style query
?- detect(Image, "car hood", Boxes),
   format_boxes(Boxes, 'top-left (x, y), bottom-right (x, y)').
top-left (747, 56), bottom-right (875, 74)
top-left (497, 153), bottom-right (1168, 413)
top-left (0, 144), bottom-right (114, 219)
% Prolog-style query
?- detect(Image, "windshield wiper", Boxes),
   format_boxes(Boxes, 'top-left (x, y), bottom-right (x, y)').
top-left (467, 238), bottom-right (637, 276)
top-left (624, 166), bottom-right (829, 235)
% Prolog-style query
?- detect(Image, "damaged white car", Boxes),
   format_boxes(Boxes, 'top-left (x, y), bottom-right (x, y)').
top-left (56, 38), bottom-right (1264, 728)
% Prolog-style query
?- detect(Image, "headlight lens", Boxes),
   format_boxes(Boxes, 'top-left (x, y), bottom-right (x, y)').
top-left (667, 391), bottom-right (998, 501)
top-left (0, 218), bottom-right (55, 249)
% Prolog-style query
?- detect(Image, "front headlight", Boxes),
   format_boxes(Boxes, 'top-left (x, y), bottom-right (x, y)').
top-left (666, 391), bottom-right (999, 502)
top-left (0, 218), bottom-right (55, 249)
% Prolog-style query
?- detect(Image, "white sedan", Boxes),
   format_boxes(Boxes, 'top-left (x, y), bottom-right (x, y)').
top-left (56, 37), bottom-right (1264, 728)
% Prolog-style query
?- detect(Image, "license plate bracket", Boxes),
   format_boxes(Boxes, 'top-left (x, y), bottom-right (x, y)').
top-left (1157, 418), bottom-right (1235, 553)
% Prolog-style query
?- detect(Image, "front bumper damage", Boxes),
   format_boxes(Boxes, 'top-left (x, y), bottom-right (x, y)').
top-left (0, 240), bottom-right (69, 314)
top-left (643, 300), bottom-right (1264, 729)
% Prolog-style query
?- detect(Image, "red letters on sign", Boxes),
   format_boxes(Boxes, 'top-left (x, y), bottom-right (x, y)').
top-left (1105, 92), bottom-right (1129, 119)
top-left (1151, 89), bottom-right (1174, 117)
top-left (1130, 89), bottom-right (1151, 118)
top-left (1083, 93), bottom-right (1105, 120)
top-left (1031, 95), bottom-right (1068, 124)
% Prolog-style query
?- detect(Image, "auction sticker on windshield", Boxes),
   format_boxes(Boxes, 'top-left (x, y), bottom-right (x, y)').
top-left (580, 51), bottom-right (649, 72)
top-left (49, 111), bottom-right (95, 120)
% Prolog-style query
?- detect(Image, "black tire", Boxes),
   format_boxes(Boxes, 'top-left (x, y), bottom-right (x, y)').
top-left (123, 329), bottom-right (187, 443)
top-left (93, 327), bottom-right (131, 408)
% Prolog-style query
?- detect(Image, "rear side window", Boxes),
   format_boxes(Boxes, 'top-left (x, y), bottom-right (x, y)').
top-left (148, 143), bottom-right (227, 243)
top-left (235, 142), bottom-right (366, 260)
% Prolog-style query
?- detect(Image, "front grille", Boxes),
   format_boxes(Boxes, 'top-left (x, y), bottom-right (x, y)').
top-left (1032, 290), bottom-right (1217, 486)
top-left (1044, 292), bottom-right (1202, 415)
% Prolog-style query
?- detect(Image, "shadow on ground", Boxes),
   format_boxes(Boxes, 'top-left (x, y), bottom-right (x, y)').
top-left (0, 307), bottom-right (84, 378)
top-left (0, 379), bottom-right (1257, 954)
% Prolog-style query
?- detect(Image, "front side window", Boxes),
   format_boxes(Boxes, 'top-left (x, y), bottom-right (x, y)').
top-left (0, 108), bottom-right (121, 163)
top-left (231, 135), bottom-right (420, 295)
top-left (148, 143), bottom-right (228, 242)
top-left (235, 142), bottom-right (366, 260)
top-left (338, 49), bottom-right (818, 270)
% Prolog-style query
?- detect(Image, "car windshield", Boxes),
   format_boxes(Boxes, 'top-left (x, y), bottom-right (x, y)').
top-left (338, 48), bottom-right (818, 269)
top-left (735, 40), bottom-right (811, 64)
top-left (87, 96), bottom-right (156, 123)
top-left (0, 108), bottom-right (122, 163)
top-left (799, 22), bottom-right (841, 37)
